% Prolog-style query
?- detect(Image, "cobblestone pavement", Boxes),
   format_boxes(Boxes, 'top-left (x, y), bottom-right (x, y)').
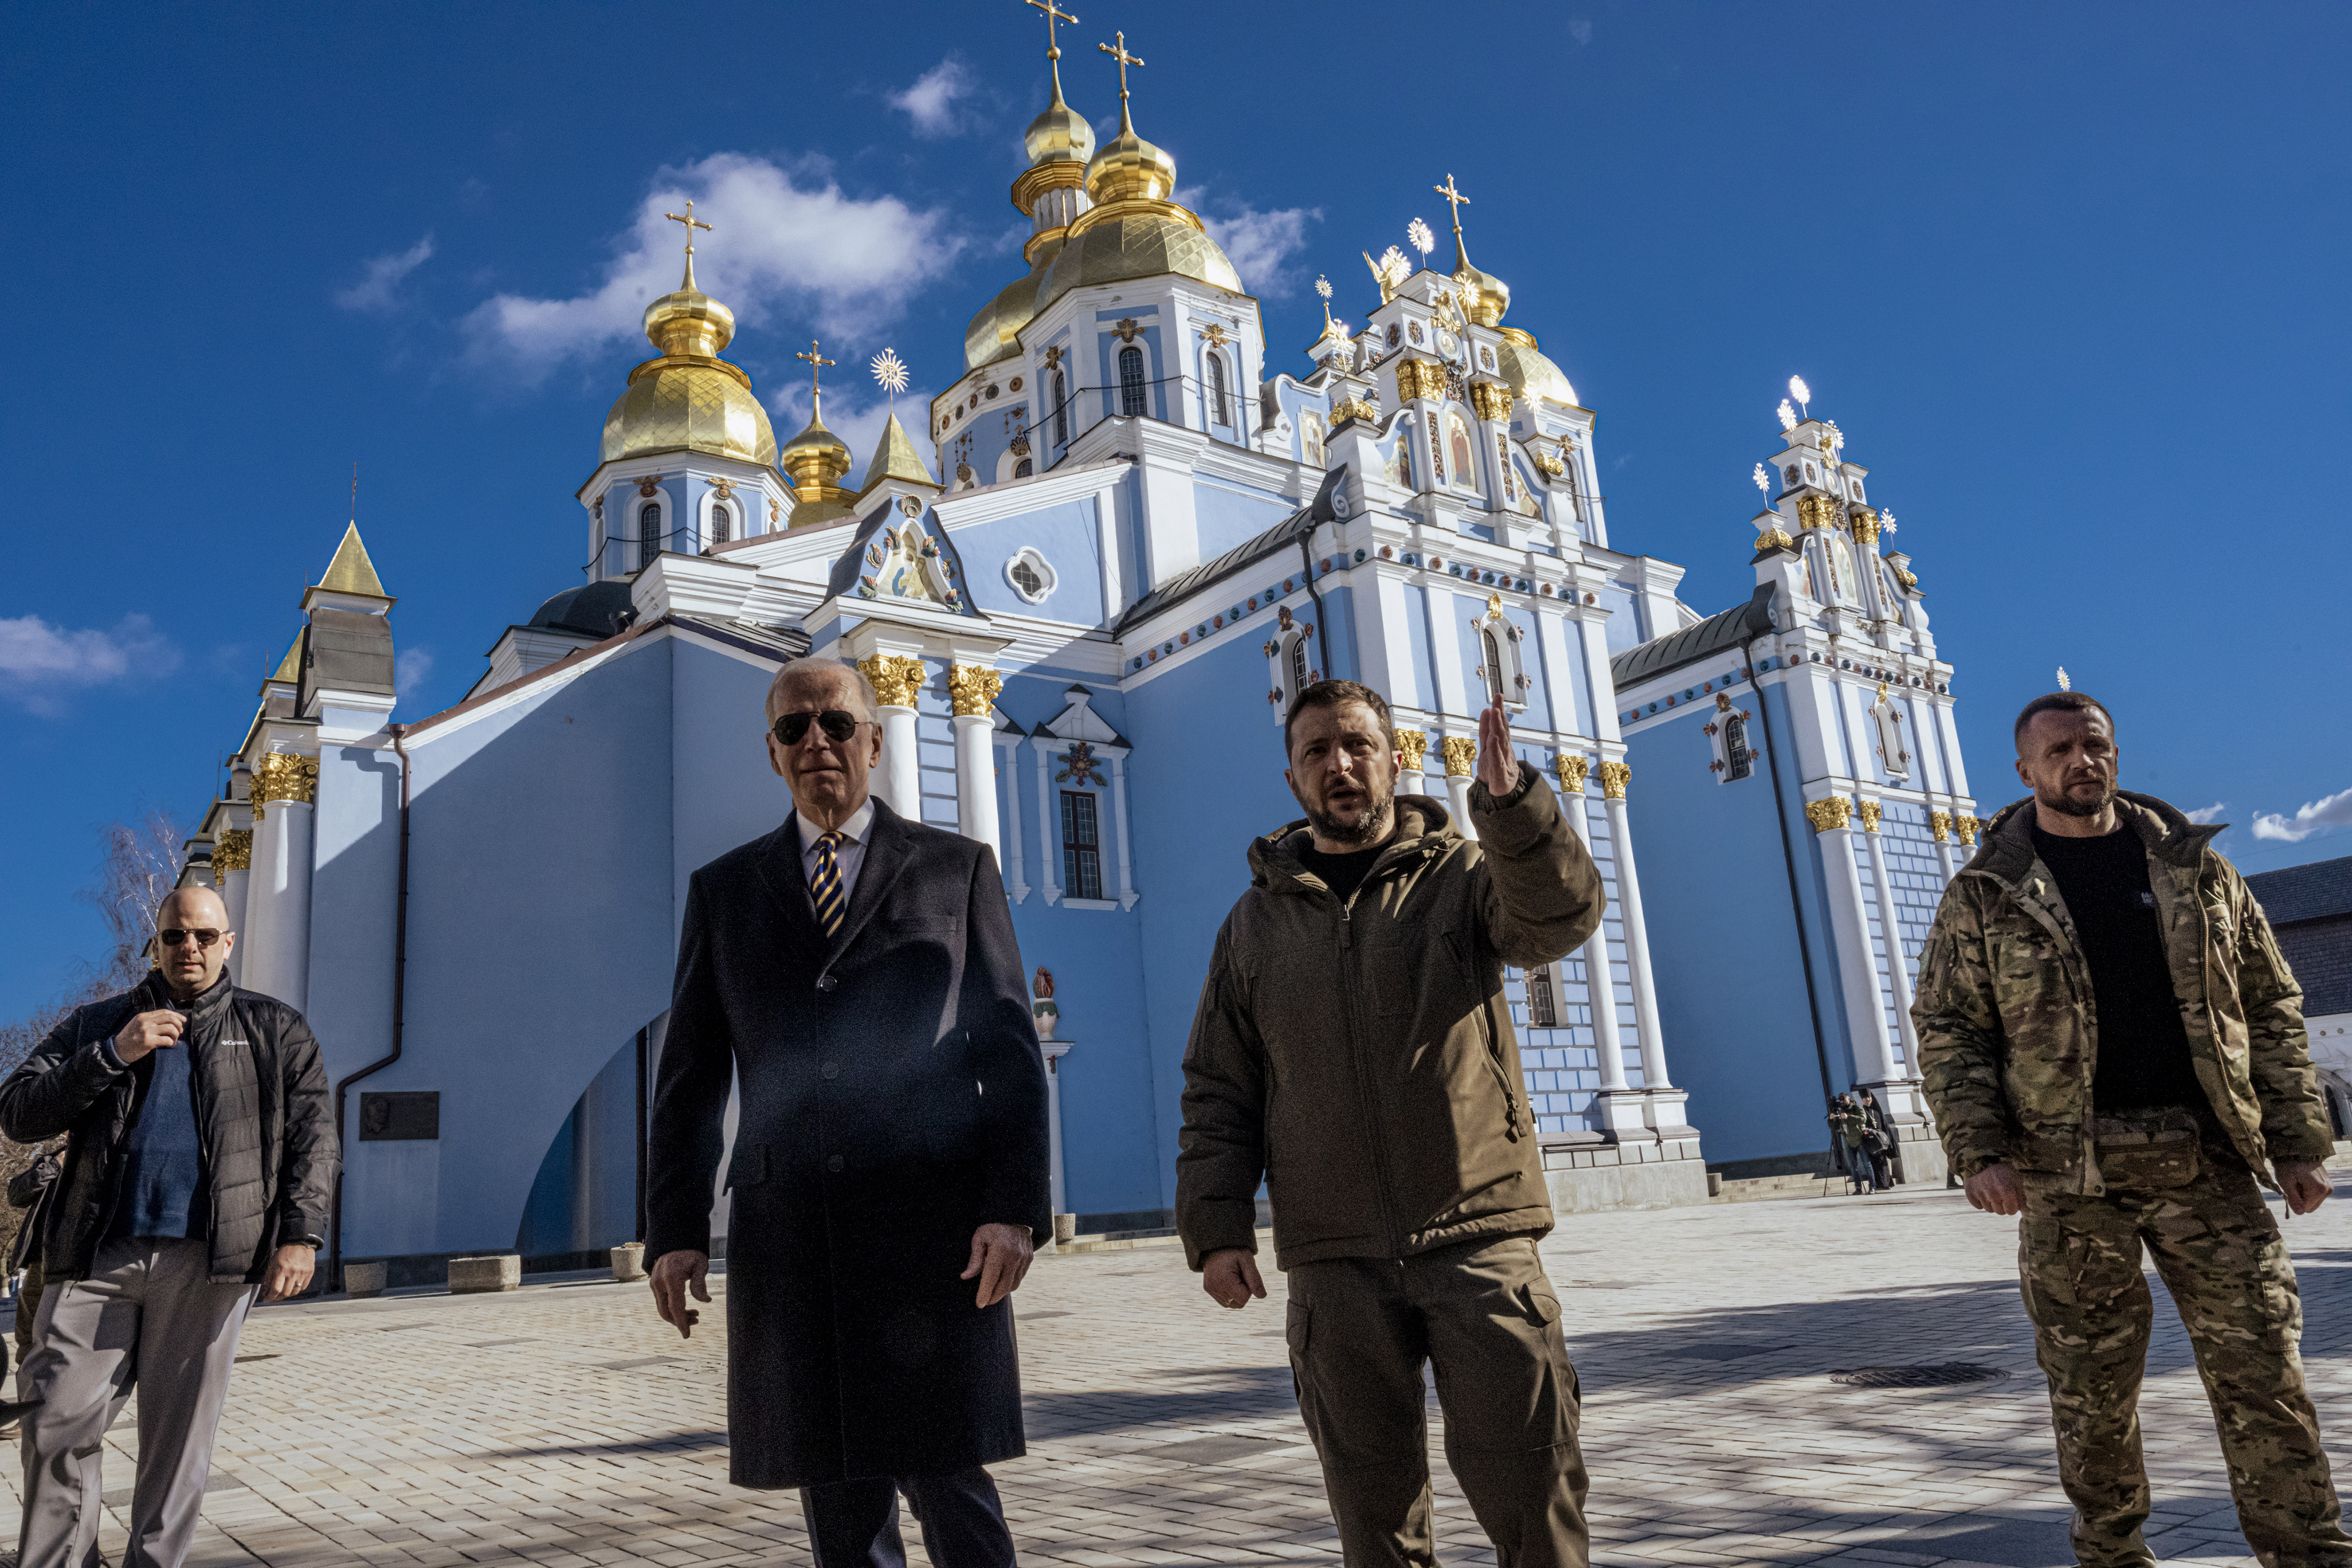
top-left (15, 1183), bottom-right (2352, 1568)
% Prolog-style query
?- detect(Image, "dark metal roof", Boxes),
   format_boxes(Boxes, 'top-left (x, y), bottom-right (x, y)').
top-left (1111, 467), bottom-right (1345, 635)
top-left (2248, 855), bottom-right (2352, 925)
top-left (1608, 583), bottom-right (1777, 690)
top-left (528, 581), bottom-right (635, 639)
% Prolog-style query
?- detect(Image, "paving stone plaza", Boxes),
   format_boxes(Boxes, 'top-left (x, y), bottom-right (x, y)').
top-left (22, 1182), bottom-right (2352, 1568)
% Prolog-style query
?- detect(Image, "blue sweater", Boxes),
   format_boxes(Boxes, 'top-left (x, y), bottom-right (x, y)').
top-left (106, 1033), bottom-right (207, 1242)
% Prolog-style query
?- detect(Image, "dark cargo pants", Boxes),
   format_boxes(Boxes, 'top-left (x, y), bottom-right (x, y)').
top-left (2020, 1149), bottom-right (2352, 1567)
top-left (1284, 1234), bottom-right (1587, 1568)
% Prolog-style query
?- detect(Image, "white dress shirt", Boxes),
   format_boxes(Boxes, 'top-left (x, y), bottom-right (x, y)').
top-left (796, 798), bottom-right (876, 904)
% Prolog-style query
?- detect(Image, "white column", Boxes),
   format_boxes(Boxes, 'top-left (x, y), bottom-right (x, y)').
top-left (1396, 726), bottom-right (1431, 803)
top-left (1109, 750), bottom-right (1138, 910)
top-left (1859, 804), bottom-right (1925, 1072)
top-left (1812, 796), bottom-right (1904, 1086)
top-left (1930, 808), bottom-right (1959, 884)
top-left (949, 665), bottom-right (1004, 868)
top-left (244, 754), bottom-right (317, 1012)
top-left (1042, 1041), bottom-right (1072, 1218)
top-left (1441, 733), bottom-right (1478, 840)
top-left (994, 733), bottom-right (1029, 903)
top-left (1557, 759), bottom-right (1637, 1130)
top-left (1033, 742), bottom-right (1063, 905)
top-left (860, 655), bottom-right (925, 820)
top-left (220, 867), bottom-right (251, 988)
top-left (1599, 762), bottom-right (1671, 1091)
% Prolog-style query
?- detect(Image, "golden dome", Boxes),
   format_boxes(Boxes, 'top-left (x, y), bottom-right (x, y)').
top-left (778, 391), bottom-right (857, 529)
top-left (965, 247), bottom-right (1059, 373)
top-left (600, 258), bottom-right (777, 467)
top-left (1085, 123), bottom-right (1178, 206)
top-left (1038, 206), bottom-right (1241, 311)
top-left (1452, 236), bottom-right (1510, 329)
top-left (1496, 327), bottom-right (1576, 407)
top-left (1024, 60), bottom-right (1095, 168)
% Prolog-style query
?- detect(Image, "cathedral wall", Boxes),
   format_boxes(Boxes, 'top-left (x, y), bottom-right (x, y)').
top-left (947, 496), bottom-right (1107, 624)
top-left (1191, 478), bottom-right (1292, 563)
top-left (1620, 702), bottom-right (1832, 1169)
top-left (306, 740), bottom-right (403, 1122)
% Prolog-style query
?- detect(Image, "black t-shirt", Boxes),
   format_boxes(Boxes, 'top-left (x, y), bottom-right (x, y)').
top-left (2031, 822), bottom-right (2204, 1111)
top-left (1296, 842), bottom-right (1386, 906)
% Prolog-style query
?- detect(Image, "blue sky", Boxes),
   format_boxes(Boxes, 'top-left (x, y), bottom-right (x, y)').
top-left (4, 2), bottom-right (2348, 1016)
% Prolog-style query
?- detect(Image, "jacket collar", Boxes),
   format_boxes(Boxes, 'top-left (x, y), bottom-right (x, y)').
top-left (137, 970), bottom-right (235, 1028)
top-left (1248, 793), bottom-right (1457, 895)
top-left (1966, 789), bottom-right (2218, 886)
top-left (752, 795), bottom-right (913, 959)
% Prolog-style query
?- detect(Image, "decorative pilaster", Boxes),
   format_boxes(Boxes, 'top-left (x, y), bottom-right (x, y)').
top-left (993, 731), bottom-right (1029, 903)
top-left (859, 653), bottom-right (927, 820)
top-left (1554, 759), bottom-right (1635, 1116)
top-left (244, 752), bottom-right (319, 1012)
top-left (1441, 734), bottom-right (1478, 841)
top-left (1859, 817), bottom-right (1925, 1072)
top-left (249, 754), bottom-right (319, 823)
top-left (1955, 814), bottom-right (1981, 847)
top-left (1808, 795), bottom-right (1903, 1086)
top-left (1929, 809), bottom-right (1959, 882)
top-left (1856, 798), bottom-right (1883, 832)
top-left (213, 828), bottom-right (253, 988)
top-left (1555, 754), bottom-right (1590, 797)
top-left (1597, 764), bottom-right (1672, 1093)
top-left (948, 664), bottom-right (1005, 868)
top-left (1396, 726), bottom-right (1430, 800)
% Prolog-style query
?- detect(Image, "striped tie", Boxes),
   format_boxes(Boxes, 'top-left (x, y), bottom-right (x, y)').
top-left (810, 830), bottom-right (849, 937)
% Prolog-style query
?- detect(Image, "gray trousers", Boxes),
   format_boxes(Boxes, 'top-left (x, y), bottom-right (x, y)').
top-left (18, 1237), bottom-right (257, 1568)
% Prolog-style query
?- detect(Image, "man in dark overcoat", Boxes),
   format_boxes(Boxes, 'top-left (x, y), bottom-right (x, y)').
top-left (646, 654), bottom-right (1051, 1568)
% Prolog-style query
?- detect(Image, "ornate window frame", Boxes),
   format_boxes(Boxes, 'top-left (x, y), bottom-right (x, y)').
top-left (1703, 692), bottom-right (1758, 784)
top-left (1868, 684), bottom-right (1912, 780)
top-left (635, 497), bottom-right (666, 571)
top-left (1028, 733), bottom-right (1136, 910)
top-left (1263, 603), bottom-right (1320, 724)
top-left (1004, 546), bottom-right (1057, 606)
top-left (1469, 593), bottom-right (1530, 714)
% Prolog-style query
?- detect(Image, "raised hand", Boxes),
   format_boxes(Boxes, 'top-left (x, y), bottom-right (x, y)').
top-left (1476, 700), bottom-right (1520, 796)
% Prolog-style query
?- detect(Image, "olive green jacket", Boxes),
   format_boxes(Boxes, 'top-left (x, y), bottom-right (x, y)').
top-left (1175, 766), bottom-right (1605, 1271)
top-left (1912, 790), bottom-right (2333, 1193)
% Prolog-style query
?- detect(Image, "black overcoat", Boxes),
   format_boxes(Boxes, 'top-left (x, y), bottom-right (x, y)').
top-left (646, 800), bottom-right (1051, 1489)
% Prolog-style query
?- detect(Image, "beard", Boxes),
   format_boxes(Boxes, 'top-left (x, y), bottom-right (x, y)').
top-left (1303, 780), bottom-right (1397, 848)
top-left (2038, 777), bottom-right (2117, 818)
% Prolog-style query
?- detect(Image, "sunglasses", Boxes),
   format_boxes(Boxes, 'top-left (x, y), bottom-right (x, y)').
top-left (771, 710), bottom-right (867, 746)
top-left (157, 928), bottom-right (226, 950)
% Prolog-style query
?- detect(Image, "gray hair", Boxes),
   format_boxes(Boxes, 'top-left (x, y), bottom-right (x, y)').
top-left (766, 657), bottom-right (879, 725)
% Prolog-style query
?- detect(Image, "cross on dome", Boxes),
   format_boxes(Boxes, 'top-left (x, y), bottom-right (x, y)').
top-left (1099, 29), bottom-right (1145, 120)
top-left (797, 339), bottom-right (836, 397)
top-left (1025, 0), bottom-right (1078, 60)
top-left (663, 200), bottom-right (712, 289)
top-left (1434, 173), bottom-right (1472, 238)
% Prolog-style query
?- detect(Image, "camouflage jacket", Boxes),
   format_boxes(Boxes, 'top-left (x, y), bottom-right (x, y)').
top-left (1912, 790), bottom-right (2333, 1193)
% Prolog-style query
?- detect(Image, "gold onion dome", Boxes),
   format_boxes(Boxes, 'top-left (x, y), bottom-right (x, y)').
top-left (601, 255), bottom-right (778, 468)
top-left (1496, 327), bottom-right (1576, 407)
top-left (779, 392), bottom-right (856, 528)
top-left (966, 252), bottom-right (1057, 372)
top-left (1451, 234), bottom-right (1510, 330)
top-left (1023, 56), bottom-right (1095, 169)
top-left (1039, 94), bottom-right (1239, 312)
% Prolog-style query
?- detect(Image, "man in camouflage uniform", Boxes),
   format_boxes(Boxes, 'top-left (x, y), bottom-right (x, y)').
top-left (1914, 690), bottom-right (2348, 1568)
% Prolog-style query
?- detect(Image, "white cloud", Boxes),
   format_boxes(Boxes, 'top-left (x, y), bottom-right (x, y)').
top-left (396, 647), bottom-right (434, 703)
top-left (1177, 189), bottom-right (1320, 297)
top-left (889, 59), bottom-right (973, 137)
top-left (1569, 18), bottom-right (1593, 44)
top-left (2183, 802), bottom-right (2227, 825)
top-left (0, 614), bottom-right (177, 714)
top-left (2252, 787), bottom-right (2352, 843)
top-left (463, 154), bottom-right (963, 380)
top-left (336, 234), bottom-right (436, 312)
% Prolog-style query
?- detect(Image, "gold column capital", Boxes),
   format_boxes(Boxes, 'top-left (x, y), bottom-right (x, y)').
top-left (1394, 358), bottom-right (1445, 403)
top-left (250, 754), bottom-right (319, 821)
top-left (1597, 760), bottom-right (1631, 800)
top-left (1929, 809), bottom-right (1953, 843)
top-left (1394, 727), bottom-right (1430, 774)
top-left (1467, 381), bottom-right (1513, 422)
top-left (857, 653), bottom-right (927, 710)
top-left (212, 829), bottom-right (253, 873)
top-left (1856, 799), bottom-right (1883, 833)
top-left (1331, 395), bottom-right (1378, 428)
top-left (1440, 736), bottom-right (1478, 778)
top-left (1849, 507), bottom-right (1881, 547)
top-left (1555, 754), bottom-right (1591, 796)
top-left (1797, 493), bottom-right (1842, 531)
top-left (946, 663), bottom-right (1003, 718)
top-left (1956, 813), bottom-right (1981, 846)
top-left (1805, 796), bottom-right (1853, 833)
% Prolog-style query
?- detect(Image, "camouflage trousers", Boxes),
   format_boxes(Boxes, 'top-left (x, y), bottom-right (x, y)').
top-left (2020, 1152), bottom-right (2352, 1567)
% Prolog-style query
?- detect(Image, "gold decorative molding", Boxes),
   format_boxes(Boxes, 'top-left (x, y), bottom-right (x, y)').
top-left (1555, 754), bottom-right (1591, 795)
top-left (947, 663), bottom-right (1004, 718)
top-left (1849, 506), bottom-right (1881, 546)
top-left (1441, 736), bottom-right (1478, 778)
top-left (1330, 396), bottom-right (1378, 428)
top-left (250, 754), bottom-right (319, 820)
top-left (1755, 524), bottom-right (1796, 552)
top-left (1892, 564), bottom-right (1918, 590)
top-left (1956, 814), bottom-right (1981, 846)
top-left (1393, 359), bottom-right (1445, 403)
top-left (1805, 796), bottom-right (1853, 833)
top-left (1467, 381), bottom-right (1513, 422)
top-left (1856, 799), bottom-right (1883, 833)
top-left (212, 829), bottom-right (253, 874)
top-left (1395, 727), bottom-right (1429, 774)
top-left (1532, 445), bottom-right (1565, 478)
top-left (857, 653), bottom-right (927, 709)
top-left (1598, 760), bottom-right (1632, 800)
top-left (1796, 493), bottom-right (1843, 531)
top-left (1930, 810), bottom-right (1953, 843)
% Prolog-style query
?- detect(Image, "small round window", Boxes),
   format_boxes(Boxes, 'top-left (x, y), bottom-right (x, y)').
top-left (1005, 546), bottom-right (1057, 605)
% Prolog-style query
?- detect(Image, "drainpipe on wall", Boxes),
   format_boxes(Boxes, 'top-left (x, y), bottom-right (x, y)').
top-left (329, 723), bottom-right (412, 1292)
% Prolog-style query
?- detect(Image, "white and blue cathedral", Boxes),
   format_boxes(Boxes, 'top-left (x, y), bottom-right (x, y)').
top-left (180, 42), bottom-right (1983, 1280)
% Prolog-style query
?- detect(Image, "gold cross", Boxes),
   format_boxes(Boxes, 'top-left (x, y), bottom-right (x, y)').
top-left (664, 199), bottom-right (713, 257)
top-left (797, 339), bottom-right (836, 396)
top-left (1099, 29), bottom-right (1144, 103)
top-left (1433, 174), bottom-right (1471, 238)
top-left (1025, 0), bottom-right (1078, 58)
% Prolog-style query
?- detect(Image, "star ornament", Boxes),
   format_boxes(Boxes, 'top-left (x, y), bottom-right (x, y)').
top-left (1777, 398), bottom-right (1797, 432)
top-left (1315, 274), bottom-right (1333, 300)
top-left (1752, 463), bottom-right (1770, 493)
top-left (1407, 217), bottom-right (1436, 257)
top-left (1788, 374), bottom-right (1812, 407)
top-left (870, 348), bottom-right (910, 397)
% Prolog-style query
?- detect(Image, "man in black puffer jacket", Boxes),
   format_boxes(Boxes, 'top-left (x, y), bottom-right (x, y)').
top-left (0, 885), bottom-right (336, 1568)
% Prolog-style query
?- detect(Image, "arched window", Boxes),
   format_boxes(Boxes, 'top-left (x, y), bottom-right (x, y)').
top-left (1014, 458), bottom-right (1033, 478)
top-left (1447, 411), bottom-right (1478, 493)
top-left (710, 503), bottom-right (731, 545)
top-left (1723, 713), bottom-right (1754, 781)
top-left (637, 503), bottom-right (662, 570)
top-left (1118, 345), bottom-right (1146, 416)
top-left (1206, 351), bottom-right (1230, 429)
top-left (1479, 626), bottom-right (1507, 708)
top-left (1287, 632), bottom-right (1311, 697)
top-left (1526, 964), bottom-right (1559, 1028)
top-left (1052, 370), bottom-right (1069, 445)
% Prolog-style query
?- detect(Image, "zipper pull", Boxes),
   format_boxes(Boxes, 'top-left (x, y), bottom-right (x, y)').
top-left (1338, 910), bottom-right (1353, 950)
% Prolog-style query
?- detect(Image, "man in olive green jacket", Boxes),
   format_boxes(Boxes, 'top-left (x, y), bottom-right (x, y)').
top-left (1178, 680), bottom-right (1604, 1568)
top-left (1914, 690), bottom-right (2347, 1568)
